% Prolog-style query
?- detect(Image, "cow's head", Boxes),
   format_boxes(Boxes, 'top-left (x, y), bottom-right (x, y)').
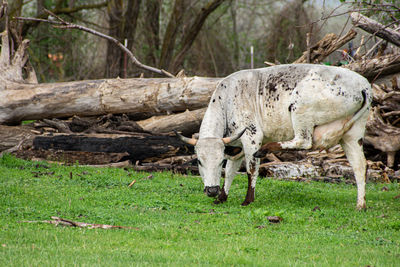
top-left (175, 129), bottom-right (246, 198)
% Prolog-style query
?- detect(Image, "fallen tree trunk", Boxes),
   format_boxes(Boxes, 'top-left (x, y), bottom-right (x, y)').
top-left (0, 77), bottom-right (220, 125)
top-left (32, 132), bottom-right (193, 162)
top-left (137, 108), bottom-right (206, 135)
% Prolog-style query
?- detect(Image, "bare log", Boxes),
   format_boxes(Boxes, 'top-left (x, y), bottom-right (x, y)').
top-left (351, 12), bottom-right (400, 47)
top-left (137, 108), bottom-right (206, 135)
top-left (32, 132), bottom-right (194, 162)
top-left (0, 77), bottom-right (220, 125)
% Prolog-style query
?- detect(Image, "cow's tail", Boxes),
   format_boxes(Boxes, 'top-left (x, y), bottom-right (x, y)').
top-left (342, 88), bottom-right (371, 132)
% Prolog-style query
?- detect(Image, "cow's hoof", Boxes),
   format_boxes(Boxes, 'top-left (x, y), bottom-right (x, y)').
top-left (356, 203), bottom-right (367, 211)
top-left (213, 199), bottom-right (222, 204)
top-left (214, 191), bottom-right (228, 204)
top-left (241, 201), bottom-right (251, 206)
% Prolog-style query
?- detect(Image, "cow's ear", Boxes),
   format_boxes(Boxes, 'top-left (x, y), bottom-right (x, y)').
top-left (224, 146), bottom-right (243, 160)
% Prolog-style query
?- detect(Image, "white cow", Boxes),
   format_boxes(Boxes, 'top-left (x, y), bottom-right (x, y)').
top-left (176, 64), bottom-right (372, 210)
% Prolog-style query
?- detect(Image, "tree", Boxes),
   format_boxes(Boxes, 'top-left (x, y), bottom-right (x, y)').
top-left (105, 0), bottom-right (141, 78)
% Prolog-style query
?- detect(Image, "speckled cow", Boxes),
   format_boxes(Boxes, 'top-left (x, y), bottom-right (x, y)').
top-left (177, 64), bottom-right (372, 210)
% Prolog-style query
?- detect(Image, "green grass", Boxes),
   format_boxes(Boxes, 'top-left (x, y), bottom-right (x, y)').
top-left (0, 154), bottom-right (399, 266)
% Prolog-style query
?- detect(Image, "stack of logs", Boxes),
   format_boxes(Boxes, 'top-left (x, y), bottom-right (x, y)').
top-left (9, 75), bottom-right (400, 183)
top-left (1, 8), bottom-right (400, 182)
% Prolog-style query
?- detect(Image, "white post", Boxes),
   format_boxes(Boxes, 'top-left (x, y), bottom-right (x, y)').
top-left (123, 39), bottom-right (128, 78)
top-left (250, 45), bottom-right (254, 69)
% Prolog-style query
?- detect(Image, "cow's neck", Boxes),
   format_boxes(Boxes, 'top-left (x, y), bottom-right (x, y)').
top-left (199, 102), bottom-right (226, 139)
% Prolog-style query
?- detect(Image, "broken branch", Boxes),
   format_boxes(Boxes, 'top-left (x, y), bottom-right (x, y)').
top-left (19, 216), bottom-right (139, 230)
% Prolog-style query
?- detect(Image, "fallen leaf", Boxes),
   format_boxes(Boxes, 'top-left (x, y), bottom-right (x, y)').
top-left (267, 216), bottom-right (283, 224)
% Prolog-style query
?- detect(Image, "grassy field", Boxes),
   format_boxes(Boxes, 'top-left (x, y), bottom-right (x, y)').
top-left (0, 154), bottom-right (399, 266)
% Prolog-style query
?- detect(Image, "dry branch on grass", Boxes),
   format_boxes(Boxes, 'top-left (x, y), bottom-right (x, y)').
top-left (20, 216), bottom-right (138, 230)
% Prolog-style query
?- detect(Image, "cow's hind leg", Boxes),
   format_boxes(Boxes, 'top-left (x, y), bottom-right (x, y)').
top-left (255, 114), bottom-right (314, 157)
top-left (340, 120), bottom-right (368, 210)
top-left (214, 158), bottom-right (244, 204)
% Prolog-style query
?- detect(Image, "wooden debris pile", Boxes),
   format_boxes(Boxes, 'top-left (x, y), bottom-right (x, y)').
top-left (0, 6), bottom-right (399, 182)
top-left (365, 79), bottom-right (400, 168)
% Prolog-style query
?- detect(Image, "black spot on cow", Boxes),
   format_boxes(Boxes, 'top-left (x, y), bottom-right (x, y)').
top-left (267, 82), bottom-right (277, 92)
top-left (212, 99), bottom-right (215, 103)
top-left (251, 140), bottom-right (256, 145)
top-left (301, 129), bottom-right (309, 139)
top-left (358, 138), bottom-right (363, 146)
top-left (288, 101), bottom-right (297, 112)
top-left (219, 96), bottom-right (222, 100)
top-left (248, 124), bottom-right (257, 135)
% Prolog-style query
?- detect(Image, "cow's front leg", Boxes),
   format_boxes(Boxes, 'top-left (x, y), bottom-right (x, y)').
top-left (242, 156), bottom-right (260, 206)
top-left (240, 131), bottom-right (263, 206)
top-left (214, 158), bottom-right (244, 204)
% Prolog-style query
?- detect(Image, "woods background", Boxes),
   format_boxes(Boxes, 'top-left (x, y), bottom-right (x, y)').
top-left (7, 0), bottom-right (338, 81)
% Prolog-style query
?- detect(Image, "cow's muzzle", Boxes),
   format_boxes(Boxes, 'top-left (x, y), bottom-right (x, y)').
top-left (204, 186), bottom-right (220, 197)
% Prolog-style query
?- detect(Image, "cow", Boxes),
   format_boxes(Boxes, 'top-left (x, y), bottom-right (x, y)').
top-left (176, 64), bottom-right (372, 210)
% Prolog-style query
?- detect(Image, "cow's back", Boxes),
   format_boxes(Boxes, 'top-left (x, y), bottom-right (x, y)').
top-left (215, 64), bottom-right (370, 142)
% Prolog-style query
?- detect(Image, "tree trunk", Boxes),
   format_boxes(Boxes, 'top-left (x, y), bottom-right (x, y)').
top-left (158, 0), bottom-right (186, 71)
top-left (123, 0), bottom-right (142, 77)
top-left (105, 0), bottom-right (142, 78)
top-left (170, 0), bottom-right (227, 73)
top-left (144, 0), bottom-right (161, 71)
top-left (0, 77), bottom-right (220, 124)
top-left (105, 0), bottom-right (124, 78)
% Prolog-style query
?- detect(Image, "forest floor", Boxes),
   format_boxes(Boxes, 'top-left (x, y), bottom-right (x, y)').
top-left (0, 154), bottom-right (399, 266)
